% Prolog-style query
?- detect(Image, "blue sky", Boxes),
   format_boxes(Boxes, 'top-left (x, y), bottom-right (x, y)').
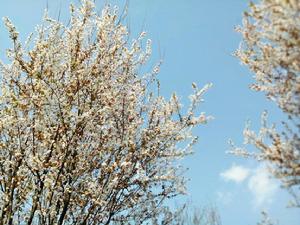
top-left (0, 1), bottom-right (299, 224)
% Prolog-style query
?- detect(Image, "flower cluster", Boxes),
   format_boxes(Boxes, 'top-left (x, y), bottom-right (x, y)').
top-left (0, 0), bottom-right (210, 224)
top-left (233, 0), bottom-right (300, 207)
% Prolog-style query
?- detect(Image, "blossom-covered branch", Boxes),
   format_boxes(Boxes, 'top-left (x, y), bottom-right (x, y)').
top-left (232, 0), bottom-right (300, 207)
top-left (0, 0), bottom-right (211, 224)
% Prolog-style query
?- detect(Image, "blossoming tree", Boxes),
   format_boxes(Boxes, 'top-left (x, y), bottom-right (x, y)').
top-left (0, 0), bottom-right (211, 224)
top-left (233, 0), bottom-right (300, 207)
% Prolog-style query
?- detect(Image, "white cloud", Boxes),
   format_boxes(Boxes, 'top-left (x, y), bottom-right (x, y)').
top-left (220, 164), bottom-right (250, 183)
top-left (248, 166), bottom-right (279, 207)
top-left (219, 164), bottom-right (280, 208)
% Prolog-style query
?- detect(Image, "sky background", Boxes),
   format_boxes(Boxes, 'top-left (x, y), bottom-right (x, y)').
top-left (0, 1), bottom-right (299, 224)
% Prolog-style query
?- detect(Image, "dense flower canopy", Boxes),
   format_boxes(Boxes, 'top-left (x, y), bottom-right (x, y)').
top-left (0, 0), bottom-right (211, 224)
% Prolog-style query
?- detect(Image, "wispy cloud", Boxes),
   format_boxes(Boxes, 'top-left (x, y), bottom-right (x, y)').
top-left (216, 191), bottom-right (233, 205)
top-left (220, 164), bottom-right (250, 183)
top-left (248, 166), bottom-right (279, 207)
top-left (220, 164), bottom-right (279, 207)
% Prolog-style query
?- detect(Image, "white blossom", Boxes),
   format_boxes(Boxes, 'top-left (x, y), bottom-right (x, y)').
top-left (233, 0), bottom-right (300, 207)
top-left (0, 0), bottom-right (210, 223)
